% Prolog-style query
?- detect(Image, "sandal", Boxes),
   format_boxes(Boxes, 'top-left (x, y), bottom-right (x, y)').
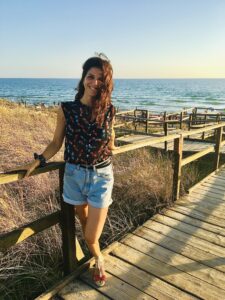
top-left (93, 255), bottom-right (106, 287)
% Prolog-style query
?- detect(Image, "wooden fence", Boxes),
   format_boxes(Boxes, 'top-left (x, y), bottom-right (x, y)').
top-left (0, 122), bottom-right (225, 276)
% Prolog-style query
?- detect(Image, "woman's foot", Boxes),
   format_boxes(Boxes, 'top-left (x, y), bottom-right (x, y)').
top-left (93, 255), bottom-right (106, 287)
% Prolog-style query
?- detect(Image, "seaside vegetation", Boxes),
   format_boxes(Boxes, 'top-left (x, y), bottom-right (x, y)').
top-left (0, 98), bottom-right (224, 299)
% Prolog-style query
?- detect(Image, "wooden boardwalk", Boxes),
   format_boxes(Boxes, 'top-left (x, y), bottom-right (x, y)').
top-left (117, 132), bottom-right (225, 153)
top-left (43, 166), bottom-right (225, 300)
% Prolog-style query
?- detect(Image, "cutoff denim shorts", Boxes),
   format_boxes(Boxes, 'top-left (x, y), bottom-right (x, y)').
top-left (62, 162), bottom-right (114, 208)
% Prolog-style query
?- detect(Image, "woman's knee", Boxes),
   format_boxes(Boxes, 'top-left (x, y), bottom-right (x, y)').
top-left (84, 232), bottom-right (98, 245)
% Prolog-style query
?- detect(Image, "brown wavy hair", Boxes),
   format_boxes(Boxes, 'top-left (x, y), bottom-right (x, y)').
top-left (75, 53), bottom-right (113, 127)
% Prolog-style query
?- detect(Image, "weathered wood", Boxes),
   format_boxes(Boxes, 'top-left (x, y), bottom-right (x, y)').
top-left (143, 219), bottom-right (225, 257)
top-left (35, 241), bottom-right (119, 300)
top-left (112, 243), bottom-right (222, 300)
top-left (122, 233), bottom-right (225, 291)
top-left (59, 166), bottom-right (77, 275)
top-left (172, 135), bottom-right (183, 200)
top-left (188, 168), bottom-right (224, 194)
top-left (0, 161), bottom-right (64, 185)
top-left (181, 146), bottom-right (215, 166)
top-left (152, 213), bottom-right (225, 247)
top-left (57, 279), bottom-right (109, 299)
top-left (0, 211), bottom-right (60, 252)
top-left (170, 205), bottom-right (225, 228)
top-left (181, 194), bottom-right (225, 209)
top-left (164, 111), bottom-right (168, 151)
top-left (175, 201), bottom-right (225, 219)
top-left (182, 122), bottom-right (225, 138)
top-left (112, 132), bottom-right (180, 155)
top-left (116, 109), bottom-right (135, 115)
top-left (191, 188), bottom-right (225, 201)
top-left (201, 181), bottom-right (225, 192)
top-left (133, 226), bottom-right (225, 273)
top-left (105, 254), bottom-right (193, 300)
top-left (81, 268), bottom-right (155, 300)
top-left (161, 209), bottom-right (225, 237)
top-left (214, 127), bottom-right (222, 170)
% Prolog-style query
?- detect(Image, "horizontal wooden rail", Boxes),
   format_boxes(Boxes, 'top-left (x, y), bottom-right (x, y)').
top-left (116, 110), bottom-right (135, 115)
top-left (194, 113), bottom-right (225, 116)
top-left (0, 162), bottom-right (65, 185)
top-left (0, 211), bottom-right (60, 252)
top-left (181, 146), bottom-right (215, 166)
top-left (183, 122), bottom-right (225, 138)
top-left (112, 133), bottom-right (181, 155)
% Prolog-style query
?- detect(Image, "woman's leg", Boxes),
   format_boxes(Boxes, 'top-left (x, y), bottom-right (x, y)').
top-left (75, 204), bottom-right (88, 235)
top-left (84, 205), bottom-right (108, 257)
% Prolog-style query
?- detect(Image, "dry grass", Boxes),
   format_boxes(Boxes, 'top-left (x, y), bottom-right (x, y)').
top-left (0, 98), bottom-right (198, 299)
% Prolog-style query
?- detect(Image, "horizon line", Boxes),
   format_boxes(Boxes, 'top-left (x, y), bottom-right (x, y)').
top-left (0, 77), bottom-right (225, 80)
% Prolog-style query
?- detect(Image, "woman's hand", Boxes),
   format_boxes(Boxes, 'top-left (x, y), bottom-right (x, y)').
top-left (6, 160), bottom-right (40, 178)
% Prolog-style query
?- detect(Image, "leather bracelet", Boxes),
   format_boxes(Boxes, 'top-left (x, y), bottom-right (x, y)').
top-left (34, 153), bottom-right (46, 167)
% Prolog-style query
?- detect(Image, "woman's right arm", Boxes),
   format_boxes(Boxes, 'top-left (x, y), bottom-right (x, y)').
top-left (11, 105), bottom-right (66, 177)
top-left (38, 105), bottom-right (66, 162)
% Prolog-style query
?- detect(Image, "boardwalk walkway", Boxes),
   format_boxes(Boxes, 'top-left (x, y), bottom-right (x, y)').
top-left (40, 166), bottom-right (225, 300)
top-left (117, 131), bottom-right (225, 153)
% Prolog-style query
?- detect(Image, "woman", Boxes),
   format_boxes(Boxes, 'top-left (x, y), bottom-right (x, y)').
top-left (18, 54), bottom-right (117, 287)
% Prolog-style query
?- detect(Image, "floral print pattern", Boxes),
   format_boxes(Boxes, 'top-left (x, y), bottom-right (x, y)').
top-left (61, 100), bottom-right (115, 165)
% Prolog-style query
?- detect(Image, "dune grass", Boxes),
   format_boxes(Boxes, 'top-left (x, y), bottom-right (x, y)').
top-left (0, 98), bottom-right (213, 299)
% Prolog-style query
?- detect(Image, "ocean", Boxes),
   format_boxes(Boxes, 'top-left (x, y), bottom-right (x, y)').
top-left (0, 78), bottom-right (224, 113)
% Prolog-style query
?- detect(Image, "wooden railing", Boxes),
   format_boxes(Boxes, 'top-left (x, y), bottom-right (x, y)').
top-left (115, 107), bottom-right (225, 150)
top-left (0, 122), bottom-right (225, 276)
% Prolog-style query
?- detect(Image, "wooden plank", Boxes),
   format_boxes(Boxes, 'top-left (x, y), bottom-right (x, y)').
top-left (122, 233), bottom-right (225, 291)
top-left (176, 201), bottom-right (225, 218)
top-left (0, 211), bottom-right (60, 252)
top-left (190, 188), bottom-right (225, 201)
top-left (105, 254), bottom-right (195, 300)
top-left (112, 132), bottom-right (181, 155)
top-left (0, 161), bottom-right (64, 185)
top-left (59, 166), bottom-right (77, 275)
top-left (133, 226), bottom-right (225, 273)
top-left (81, 269), bottom-right (154, 300)
top-left (208, 175), bottom-right (225, 183)
top-left (170, 205), bottom-right (225, 228)
top-left (181, 146), bottom-right (215, 166)
top-left (184, 193), bottom-right (225, 206)
top-left (152, 214), bottom-right (225, 247)
top-left (214, 127), bottom-right (222, 170)
top-left (143, 219), bottom-right (225, 257)
top-left (204, 176), bottom-right (225, 187)
top-left (176, 194), bottom-right (225, 213)
top-left (201, 182), bottom-right (225, 192)
top-left (162, 209), bottom-right (225, 237)
top-left (112, 243), bottom-right (222, 300)
top-left (58, 279), bottom-right (109, 299)
top-left (182, 122), bottom-right (225, 138)
top-left (173, 136), bottom-right (183, 200)
top-left (35, 241), bottom-right (119, 300)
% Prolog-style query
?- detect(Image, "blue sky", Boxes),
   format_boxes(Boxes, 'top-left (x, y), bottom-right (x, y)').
top-left (0, 0), bottom-right (225, 78)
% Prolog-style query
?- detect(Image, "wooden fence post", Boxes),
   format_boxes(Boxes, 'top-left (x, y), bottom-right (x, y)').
top-left (59, 165), bottom-right (77, 275)
top-left (163, 112), bottom-right (168, 151)
top-left (146, 110), bottom-right (149, 133)
top-left (179, 112), bottom-right (183, 129)
top-left (172, 135), bottom-right (183, 201)
top-left (214, 127), bottom-right (222, 171)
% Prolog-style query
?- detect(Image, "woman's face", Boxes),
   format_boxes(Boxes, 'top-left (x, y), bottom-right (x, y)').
top-left (83, 67), bottom-right (104, 98)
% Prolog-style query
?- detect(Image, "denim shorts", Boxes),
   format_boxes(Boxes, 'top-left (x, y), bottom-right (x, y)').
top-left (62, 162), bottom-right (114, 208)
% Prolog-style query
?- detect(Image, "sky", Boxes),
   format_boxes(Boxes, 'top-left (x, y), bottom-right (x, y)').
top-left (0, 0), bottom-right (225, 78)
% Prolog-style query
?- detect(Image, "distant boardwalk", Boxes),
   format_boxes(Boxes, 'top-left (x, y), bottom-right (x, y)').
top-left (38, 166), bottom-right (225, 300)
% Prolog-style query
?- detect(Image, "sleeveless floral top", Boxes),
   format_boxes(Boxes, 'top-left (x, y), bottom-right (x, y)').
top-left (61, 100), bottom-right (115, 165)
